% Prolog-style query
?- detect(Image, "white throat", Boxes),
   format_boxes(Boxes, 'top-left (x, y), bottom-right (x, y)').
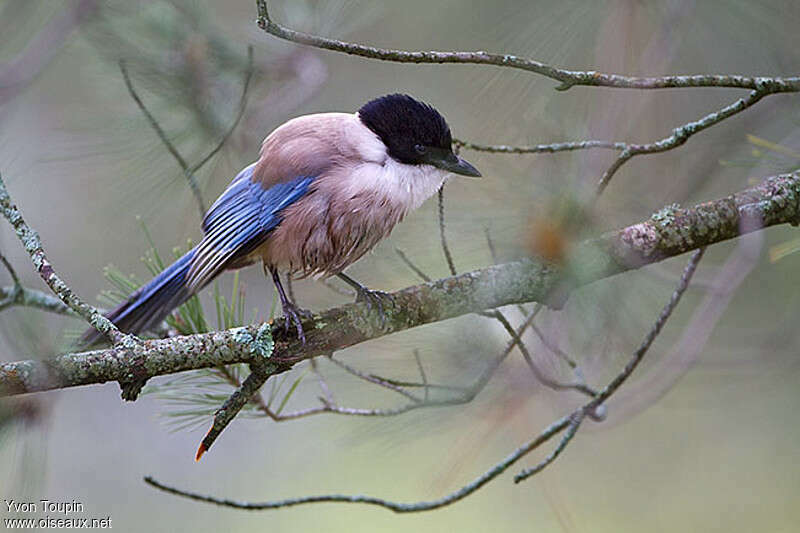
top-left (380, 158), bottom-right (449, 211)
top-left (345, 114), bottom-right (450, 213)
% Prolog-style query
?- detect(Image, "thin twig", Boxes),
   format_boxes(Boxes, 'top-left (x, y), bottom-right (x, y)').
top-left (412, 349), bottom-right (429, 402)
top-left (438, 186), bottom-right (457, 276)
top-left (586, 247), bottom-right (707, 408)
top-left (362, 378), bottom-right (465, 393)
top-left (455, 139), bottom-right (628, 154)
top-left (395, 248), bottom-right (432, 282)
top-left (1, 250), bottom-right (21, 287)
top-left (595, 89), bottom-right (771, 195)
top-left (119, 60), bottom-right (197, 208)
top-left (145, 413), bottom-right (572, 513)
top-left (255, 1), bottom-right (800, 92)
top-left (530, 323), bottom-right (578, 369)
top-left (260, 307), bottom-right (544, 422)
top-left (188, 47), bottom-right (254, 174)
top-left (327, 355), bottom-right (422, 403)
top-left (0, 251), bottom-right (22, 310)
top-left (491, 310), bottom-right (596, 397)
top-left (514, 411), bottom-right (584, 483)
top-left (119, 46), bottom-right (255, 217)
top-left (310, 357), bottom-right (335, 406)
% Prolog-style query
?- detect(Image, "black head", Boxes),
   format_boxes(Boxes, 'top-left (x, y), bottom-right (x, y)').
top-left (358, 94), bottom-right (481, 177)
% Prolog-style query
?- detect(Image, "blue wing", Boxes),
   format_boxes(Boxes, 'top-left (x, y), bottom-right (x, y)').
top-left (186, 163), bottom-right (314, 290)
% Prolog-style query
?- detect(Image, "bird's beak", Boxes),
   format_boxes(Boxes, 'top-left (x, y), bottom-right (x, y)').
top-left (425, 150), bottom-right (482, 177)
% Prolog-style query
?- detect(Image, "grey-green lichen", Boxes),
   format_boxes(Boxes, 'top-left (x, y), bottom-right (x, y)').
top-left (232, 323), bottom-right (274, 359)
top-left (650, 203), bottom-right (681, 226)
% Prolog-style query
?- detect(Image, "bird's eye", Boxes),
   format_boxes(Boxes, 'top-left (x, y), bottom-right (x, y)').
top-left (414, 144), bottom-right (426, 154)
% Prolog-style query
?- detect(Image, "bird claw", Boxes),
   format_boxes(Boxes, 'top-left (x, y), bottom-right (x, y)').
top-left (281, 302), bottom-right (311, 344)
top-left (354, 288), bottom-right (394, 328)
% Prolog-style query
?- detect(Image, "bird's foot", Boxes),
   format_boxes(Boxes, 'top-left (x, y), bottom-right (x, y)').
top-left (280, 301), bottom-right (313, 344)
top-left (336, 273), bottom-right (394, 328)
top-left (353, 287), bottom-right (394, 328)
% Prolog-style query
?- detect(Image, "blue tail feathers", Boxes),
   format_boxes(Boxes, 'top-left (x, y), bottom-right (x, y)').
top-left (81, 248), bottom-right (199, 345)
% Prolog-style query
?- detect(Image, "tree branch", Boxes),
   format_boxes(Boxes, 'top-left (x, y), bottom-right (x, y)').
top-left (2, 171), bottom-right (798, 397)
top-left (255, 1), bottom-right (800, 93)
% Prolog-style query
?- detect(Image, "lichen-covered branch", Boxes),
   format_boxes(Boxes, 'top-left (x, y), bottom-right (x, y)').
top-left (2, 172), bottom-right (798, 398)
top-left (0, 285), bottom-right (76, 316)
top-left (255, 1), bottom-right (800, 93)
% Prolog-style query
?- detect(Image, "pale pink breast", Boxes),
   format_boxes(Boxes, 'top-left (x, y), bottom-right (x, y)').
top-left (256, 163), bottom-right (408, 277)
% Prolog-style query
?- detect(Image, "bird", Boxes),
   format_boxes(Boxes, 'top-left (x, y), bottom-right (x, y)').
top-left (82, 93), bottom-right (480, 345)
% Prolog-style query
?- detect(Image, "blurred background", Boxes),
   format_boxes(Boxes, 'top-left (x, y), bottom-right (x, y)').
top-left (1, 0), bottom-right (799, 531)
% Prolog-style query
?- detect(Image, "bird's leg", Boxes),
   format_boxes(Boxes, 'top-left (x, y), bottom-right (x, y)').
top-left (267, 265), bottom-right (311, 343)
top-left (336, 272), bottom-right (394, 327)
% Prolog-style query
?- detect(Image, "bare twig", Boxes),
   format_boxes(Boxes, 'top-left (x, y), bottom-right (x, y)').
top-left (0, 251), bottom-right (22, 310)
top-left (586, 247), bottom-right (706, 408)
top-left (484, 228), bottom-right (498, 264)
top-left (145, 413), bottom-right (573, 512)
top-left (530, 323), bottom-right (578, 369)
top-left (595, 89), bottom-right (772, 195)
top-left (310, 357), bottom-right (335, 406)
top-left (491, 310), bottom-right (596, 397)
top-left (327, 356), bottom-right (421, 403)
top-left (455, 139), bottom-right (628, 154)
top-left (395, 248), bottom-right (432, 282)
top-left (188, 47), bottom-right (254, 174)
top-left (514, 411), bottom-right (584, 483)
top-left (456, 91), bottom-right (784, 198)
top-left (1, 251), bottom-right (21, 287)
top-left (253, 307), bottom-right (544, 423)
top-left (119, 60), bottom-right (193, 198)
top-left (412, 349), bottom-right (429, 402)
top-left (1, 250), bottom-right (82, 316)
top-left (119, 46), bottom-right (255, 217)
top-left (255, 1), bottom-right (800, 92)
top-left (438, 186), bottom-right (457, 276)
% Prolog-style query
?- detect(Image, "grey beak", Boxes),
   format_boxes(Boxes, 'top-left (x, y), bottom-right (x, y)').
top-left (428, 151), bottom-right (482, 177)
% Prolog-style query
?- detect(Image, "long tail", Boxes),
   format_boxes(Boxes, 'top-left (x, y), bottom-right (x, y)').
top-left (81, 247), bottom-right (199, 345)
